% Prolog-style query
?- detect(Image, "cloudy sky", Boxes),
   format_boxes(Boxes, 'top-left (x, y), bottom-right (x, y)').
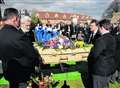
top-left (2, 0), bottom-right (114, 20)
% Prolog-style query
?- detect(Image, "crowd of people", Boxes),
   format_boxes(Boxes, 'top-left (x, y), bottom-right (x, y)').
top-left (0, 7), bottom-right (120, 88)
top-left (34, 21), bottom-right (91, 44)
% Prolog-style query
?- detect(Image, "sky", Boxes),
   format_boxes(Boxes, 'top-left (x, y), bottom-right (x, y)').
top-left (2, 0), bottom-right (114, 20)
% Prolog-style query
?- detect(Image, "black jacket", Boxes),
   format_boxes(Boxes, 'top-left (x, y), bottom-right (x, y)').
top-left (19, 28), bottom-right (35, 42)
top-left (88, 33), bottom-right (116, 76)
top-left (0, 24), bottom-right (40, 81)
top-left (69, 24), bottom-right (79, 39)
top-left (115, 33), bottom-right (120, 71)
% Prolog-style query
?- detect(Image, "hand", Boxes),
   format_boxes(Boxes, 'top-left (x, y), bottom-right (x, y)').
top-left (35, 66), bottom-right (40, 73)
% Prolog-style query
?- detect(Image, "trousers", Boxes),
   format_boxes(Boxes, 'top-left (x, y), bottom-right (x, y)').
top-left (92, 75), bottom-right (111, 88)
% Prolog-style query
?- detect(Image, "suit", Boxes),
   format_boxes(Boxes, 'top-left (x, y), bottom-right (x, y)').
top-left (69, 24), bottom-right (79, 39)
top-left (88, 30), bottom-right (101, 44)
top-left (0, 24), bottom-right (40, 83)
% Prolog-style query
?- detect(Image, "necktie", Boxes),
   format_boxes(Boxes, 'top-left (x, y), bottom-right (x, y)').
top-left (88, 33), bottom-right (93, 43)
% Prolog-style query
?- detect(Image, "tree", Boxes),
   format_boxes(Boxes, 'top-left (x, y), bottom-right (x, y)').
top-left (102, 0), bottom-right (120, 19)
top-left (31, 11), bottom-right (42, 28)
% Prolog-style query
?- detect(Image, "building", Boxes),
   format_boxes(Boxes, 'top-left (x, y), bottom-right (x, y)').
top-left (36, 11), bottom-right (92, 25)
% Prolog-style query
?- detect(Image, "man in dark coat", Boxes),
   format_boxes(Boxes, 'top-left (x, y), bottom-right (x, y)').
top-left (20, 15), bottom-right (35, 42)
top-left (69, 23), bottom-right (79, 40)
top-left (114, 24), bottom-right (120, 82)
top-left (0, 8), bottom-right (40, 88)
top-left (85, 19), bottom-right (101, 88)
top-left (87, 19), bottom-right (116, 88)
top-left (88, 19), bottom-right (101, 44)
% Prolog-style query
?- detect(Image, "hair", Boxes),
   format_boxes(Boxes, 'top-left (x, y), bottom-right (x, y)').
top-left (90, 19), bottom-right (98, 26)
top-left (20, 15), bottom-right (31, 23)
top-left (99, 19), bottom-right (111, 30)
top-left (3, 8), bottom-right (19, 20)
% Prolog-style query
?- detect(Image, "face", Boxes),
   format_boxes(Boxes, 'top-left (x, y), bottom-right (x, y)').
top-left (24, 21), bottom-right (31, 30)
top-left (21, 20), bottom-right (31, 32)
top-left (90, 23), bottom-right (97, 32)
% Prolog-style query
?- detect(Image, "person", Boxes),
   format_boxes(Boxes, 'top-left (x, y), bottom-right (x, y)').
top-left (20, 15), bottom-right (31, 33)
top-left (20, 15), bottom-right (35, 42)
top-left (88, 19), bottom-right (101, 44)
top-left (69, 18), bottom-right (79, 40)
top-left (84, 19), bottom-right (101, 88)
top-left (0, 8), bottom-right (40, 88)
top-left (114, 23), bottom-right (120, 83)
top-left (0, 19), bottom-right (4, 29)
top-left (87, 19), bottom-right (116, 88)
top-left (0, 20), bottom-right (4, 79)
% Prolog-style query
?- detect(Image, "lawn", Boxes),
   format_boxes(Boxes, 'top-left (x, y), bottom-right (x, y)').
top-left (51, 71), bottom-right (120, 88)
top-left (55, 80), bottom-right (120, 88)
top-left (0, 76), bottom-right (120, 88)
top-left (0, 61), bottom-right (120, 88)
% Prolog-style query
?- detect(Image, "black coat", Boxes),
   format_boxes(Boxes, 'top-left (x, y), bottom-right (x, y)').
top-left (69, 24), bottom-right (79, 39)
top-left (19, 28), bottom-right (35, 42)
top-left (88, 33), bottom-right (116, 76)
top-left (0, 24), bottom-right (40, 82)
top-left (115, 33), bottom-right (120, 71)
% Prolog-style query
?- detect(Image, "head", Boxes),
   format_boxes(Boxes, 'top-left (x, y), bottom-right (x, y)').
top-left (20, 16), bottom-right (31, 33)
top-left (98, 19), bottom-right (111, 34)
top-left (90, 19), bottom-right (98, 32)
top-left (3, 8), bottom-right (20, 28)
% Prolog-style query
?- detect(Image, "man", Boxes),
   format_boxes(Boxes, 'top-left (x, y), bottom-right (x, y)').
top-left (0, 8), bottom-right (40, 88)
top-left (20, 15), bottom-right (35, 42)
top-left (20, 15), bottom-right (31, 33)
top-left (69, 17), bottom-right (79, 40)
top-left (88, 19), bottom-right (101, 44)
top-left (114, 23), bottom-right (120, 82)
top-left (88, 19), bottom-right (116, 88)
top-left (85, 19), bottom-right (101, 88)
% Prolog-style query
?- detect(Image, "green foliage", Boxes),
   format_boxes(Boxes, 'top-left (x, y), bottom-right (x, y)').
top-left (31, 12), bottom-right (42, 27)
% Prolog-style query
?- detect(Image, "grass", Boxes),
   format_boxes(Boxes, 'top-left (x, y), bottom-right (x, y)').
top-left (52, 71), bottom-right (81, 81)
top-left (56, 80), bottom-right (84, 88)
top-left (0, 75), bottom-right (120, 88)
top-left (0, 77), bottom-right (9, 85)
top-left (51, 72), bottom-right (120, 88)
top-left (0, 61), bottom-right (120, 88)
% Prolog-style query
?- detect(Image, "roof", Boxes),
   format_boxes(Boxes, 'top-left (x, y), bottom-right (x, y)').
top-left (36, 11), bottom-right (92, 21)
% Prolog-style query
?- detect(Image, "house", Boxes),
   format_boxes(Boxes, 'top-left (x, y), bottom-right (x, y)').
top-left (35, 11), bottom-right (92, 24)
